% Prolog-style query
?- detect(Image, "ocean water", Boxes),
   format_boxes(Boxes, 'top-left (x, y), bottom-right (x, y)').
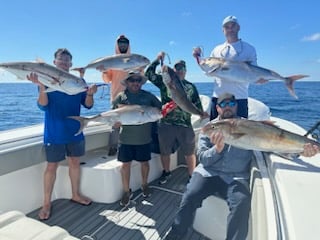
top-left (0, 81), bottom-right (319, 132)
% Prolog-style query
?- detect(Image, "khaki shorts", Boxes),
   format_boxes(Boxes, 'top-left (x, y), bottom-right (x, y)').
top-left (158, 123), bottom-right (195, 156)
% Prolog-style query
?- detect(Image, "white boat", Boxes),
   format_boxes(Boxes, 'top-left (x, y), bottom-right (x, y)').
top-left (0, 95), bottom-right (319, 240)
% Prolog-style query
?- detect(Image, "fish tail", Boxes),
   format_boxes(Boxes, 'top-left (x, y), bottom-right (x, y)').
top-left (192, 47), bottom-right (202, 64)
top-left (284, 75), bottom-right (308, 99)
top-left (68, 116), bottom-right (89, 136)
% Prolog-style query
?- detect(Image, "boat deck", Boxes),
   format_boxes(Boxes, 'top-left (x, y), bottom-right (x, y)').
top-left (27, 167), bottom-right (211, 240)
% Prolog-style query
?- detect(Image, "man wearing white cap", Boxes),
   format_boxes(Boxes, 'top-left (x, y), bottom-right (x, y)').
top-left (209, 15), bottom-right (258, 120)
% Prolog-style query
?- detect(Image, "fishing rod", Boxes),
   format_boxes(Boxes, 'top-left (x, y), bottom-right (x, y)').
top-left (304, 120), bottom-right (320, 141)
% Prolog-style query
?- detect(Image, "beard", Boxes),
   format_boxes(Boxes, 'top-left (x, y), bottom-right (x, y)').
top-left (221, 109), bottom-right (235, 119)
top-left (119, 46), bottom-right (128, 54)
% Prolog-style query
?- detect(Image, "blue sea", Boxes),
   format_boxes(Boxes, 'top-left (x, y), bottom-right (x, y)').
top-left (0, 81), bottom-right (319, 132)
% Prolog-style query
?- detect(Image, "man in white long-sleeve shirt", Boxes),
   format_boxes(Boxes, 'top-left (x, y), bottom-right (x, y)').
top-left (210, 15), bottom-right (257, 120)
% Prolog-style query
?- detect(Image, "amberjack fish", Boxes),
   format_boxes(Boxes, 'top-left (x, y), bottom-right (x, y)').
top-left (201, 118), bottom-right (320, 154)
top-left (69, 104), bottom-right (162, 135)
top-left (0, 61), bottom-right (104, 95)
top-left (72, 53), bottom-right (150, 74)
top-left (161, 65), bottom-right (205, 117)
top-left (193, 47), bottom-right (308, 99)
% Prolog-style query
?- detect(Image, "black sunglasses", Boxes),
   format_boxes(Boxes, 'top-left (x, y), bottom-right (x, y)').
top-left (127, 77), bottom-right (142, 83)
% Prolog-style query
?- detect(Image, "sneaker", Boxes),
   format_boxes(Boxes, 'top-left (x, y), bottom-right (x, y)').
top-left (119, 189), bottom-right (133, 207)
top-left (158, 170), bottom-right (171, 185)
top-left (141, 184), bottom-right (151, 197)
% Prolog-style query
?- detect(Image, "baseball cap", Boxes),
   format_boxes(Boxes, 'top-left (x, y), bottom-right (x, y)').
top-left (217, 93), bottom-right (236, 104)
top-left (174, 60), bottom-right (186, 70)
top-left (222, 15), bottom-right (239, 26)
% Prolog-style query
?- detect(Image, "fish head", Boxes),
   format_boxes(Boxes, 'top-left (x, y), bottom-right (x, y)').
top-left (201, 119), bottom-right (236, 137)
top-left (122, 54), bottom-right (151, 70)
top-left (57, 75), bottom-right (88, 95)
top-left (161, 65), bottom-right (178, 86)
top-left (199, 57), bottom-right (224, 75)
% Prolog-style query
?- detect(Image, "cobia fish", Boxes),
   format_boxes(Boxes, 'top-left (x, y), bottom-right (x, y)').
top-left (69, 104), bottom-right (162, 135)
top-left (0, 61), bottom-right (100, 95)
top-left (201, 118), bottom-right (320, 154)
top-left (161, 65), bottom-right (205, 117)
top-left (193, 47), bottom-right (308, 99)
top-left (72, 53), bottom-right (150, 74)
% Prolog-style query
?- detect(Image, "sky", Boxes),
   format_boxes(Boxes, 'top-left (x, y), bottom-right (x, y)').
top-left (0, 0), bottom-right (319, 83)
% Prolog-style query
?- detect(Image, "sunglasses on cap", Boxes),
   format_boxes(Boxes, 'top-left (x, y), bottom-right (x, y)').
top-left (127, 77), bottom-right (142, 83)
top-left (218, 100), bottom-right (237, 108)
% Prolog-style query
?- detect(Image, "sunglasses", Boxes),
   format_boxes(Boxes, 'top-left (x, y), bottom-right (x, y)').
top-left (127, 78), bottom-right (142, 83)
top-left (218, 100), bottom-right (237, 108)
top-left (175, 66), bottom-right (186, 72)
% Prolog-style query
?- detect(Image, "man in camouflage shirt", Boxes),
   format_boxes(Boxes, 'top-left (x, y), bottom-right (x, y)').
top-left (145, 53), bottom-right (205, 184)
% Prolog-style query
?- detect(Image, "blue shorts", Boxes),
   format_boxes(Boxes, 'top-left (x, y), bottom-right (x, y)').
top-left (44, 140), bottom-right (85, 163)
top-left (118, 143), bottom-right (151, 163)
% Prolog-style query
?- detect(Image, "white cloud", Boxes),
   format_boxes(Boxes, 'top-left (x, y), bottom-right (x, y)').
top-left (181, 11), bottom-right (192, 17)
top-left (301, 33), bottom-right (320, 41)
top-left (169, 41), bottom-right (176, 46)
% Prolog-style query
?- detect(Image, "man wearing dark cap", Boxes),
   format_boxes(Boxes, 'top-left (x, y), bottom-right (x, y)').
top-left (102, 35), bottom-right (132, 156)
top-left (145, 53), bottom-right (206, 184)
top-left (165, 92), bottom-right (252, 240)
top-left (209, 15), bottom-right (259, 120)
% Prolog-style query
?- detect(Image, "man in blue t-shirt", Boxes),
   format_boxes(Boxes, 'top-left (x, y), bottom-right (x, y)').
top-left (27, 48), bottom-right (97, 220)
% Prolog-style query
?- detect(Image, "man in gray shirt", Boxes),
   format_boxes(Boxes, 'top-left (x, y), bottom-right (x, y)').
top-left (165, 92), bottom-right (253, 240)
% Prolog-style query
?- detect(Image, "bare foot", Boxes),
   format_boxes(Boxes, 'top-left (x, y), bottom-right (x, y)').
top-left (38, 205), bottom-right (51, 220)
top-left (70, 195), bottom-right (92, 206)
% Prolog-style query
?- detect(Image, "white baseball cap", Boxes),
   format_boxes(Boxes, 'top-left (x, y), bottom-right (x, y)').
top-left (222, 15), bottom-right (239, 26)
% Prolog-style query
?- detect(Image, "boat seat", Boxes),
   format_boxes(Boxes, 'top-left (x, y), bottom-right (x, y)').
top-left (0, 211), bottom-right (79, 240)
top-left (55, 150), bottom-right (172, 204)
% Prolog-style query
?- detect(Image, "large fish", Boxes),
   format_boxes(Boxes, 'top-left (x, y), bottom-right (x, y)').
top-left (72, 53), bottom-right (150, 74)
top-left (193, 48), bottom-right (308, 99)
top-left (201, 118), bottom-right (320, 154)
top-left (161, 65), bottom-right (205, 117)
top-left (69, 104), bottom-right (162, 135)
top-left (0, 61), bottom-right (101, 95)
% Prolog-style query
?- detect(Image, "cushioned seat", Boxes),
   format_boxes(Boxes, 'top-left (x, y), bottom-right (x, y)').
top-left (0, 211), bottom-right (79, 240)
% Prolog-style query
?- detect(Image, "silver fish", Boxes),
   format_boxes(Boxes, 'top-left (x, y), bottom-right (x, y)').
top-left (161, 65), bottom-right (205, 117)
top-left (0, 61), bottom-right (90, 95)
top-left (194, 53), bottom-right (308, 99)
top-left (73, 53), bottom-right (150, 74)
top-left (69, 104), bottom-right (162, 135)
top-left (201, 118), bottom-right (320, 154)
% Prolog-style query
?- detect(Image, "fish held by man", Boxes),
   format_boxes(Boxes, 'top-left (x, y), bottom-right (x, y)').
top-left (161, 65), bottom-right (206, 117)
top-left (69, 104), bottom-right (163, 135)
top-left (201, 118), bottom-right (320, 154)
top-left (0, 61), bottom-right (97, 95)
top-left (192, 47), bottom-right (309, 99)
top-left (72, 53), bottom-right (150, 75)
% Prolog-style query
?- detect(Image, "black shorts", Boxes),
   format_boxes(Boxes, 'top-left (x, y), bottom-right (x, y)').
top-left (118, 143), bottom-right (151, 163)
top-left (44, 140), bottom-right (85, 163)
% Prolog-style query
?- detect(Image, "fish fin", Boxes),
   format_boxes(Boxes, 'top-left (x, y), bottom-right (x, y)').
top-left (284, 75), bottom-right (309, 99)
top-left (35, 58), bottom-right (45, 63)
top-left (231, 133), bottom-right (247, 139)
top-left (68, 116), bottom-right (90, 136)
